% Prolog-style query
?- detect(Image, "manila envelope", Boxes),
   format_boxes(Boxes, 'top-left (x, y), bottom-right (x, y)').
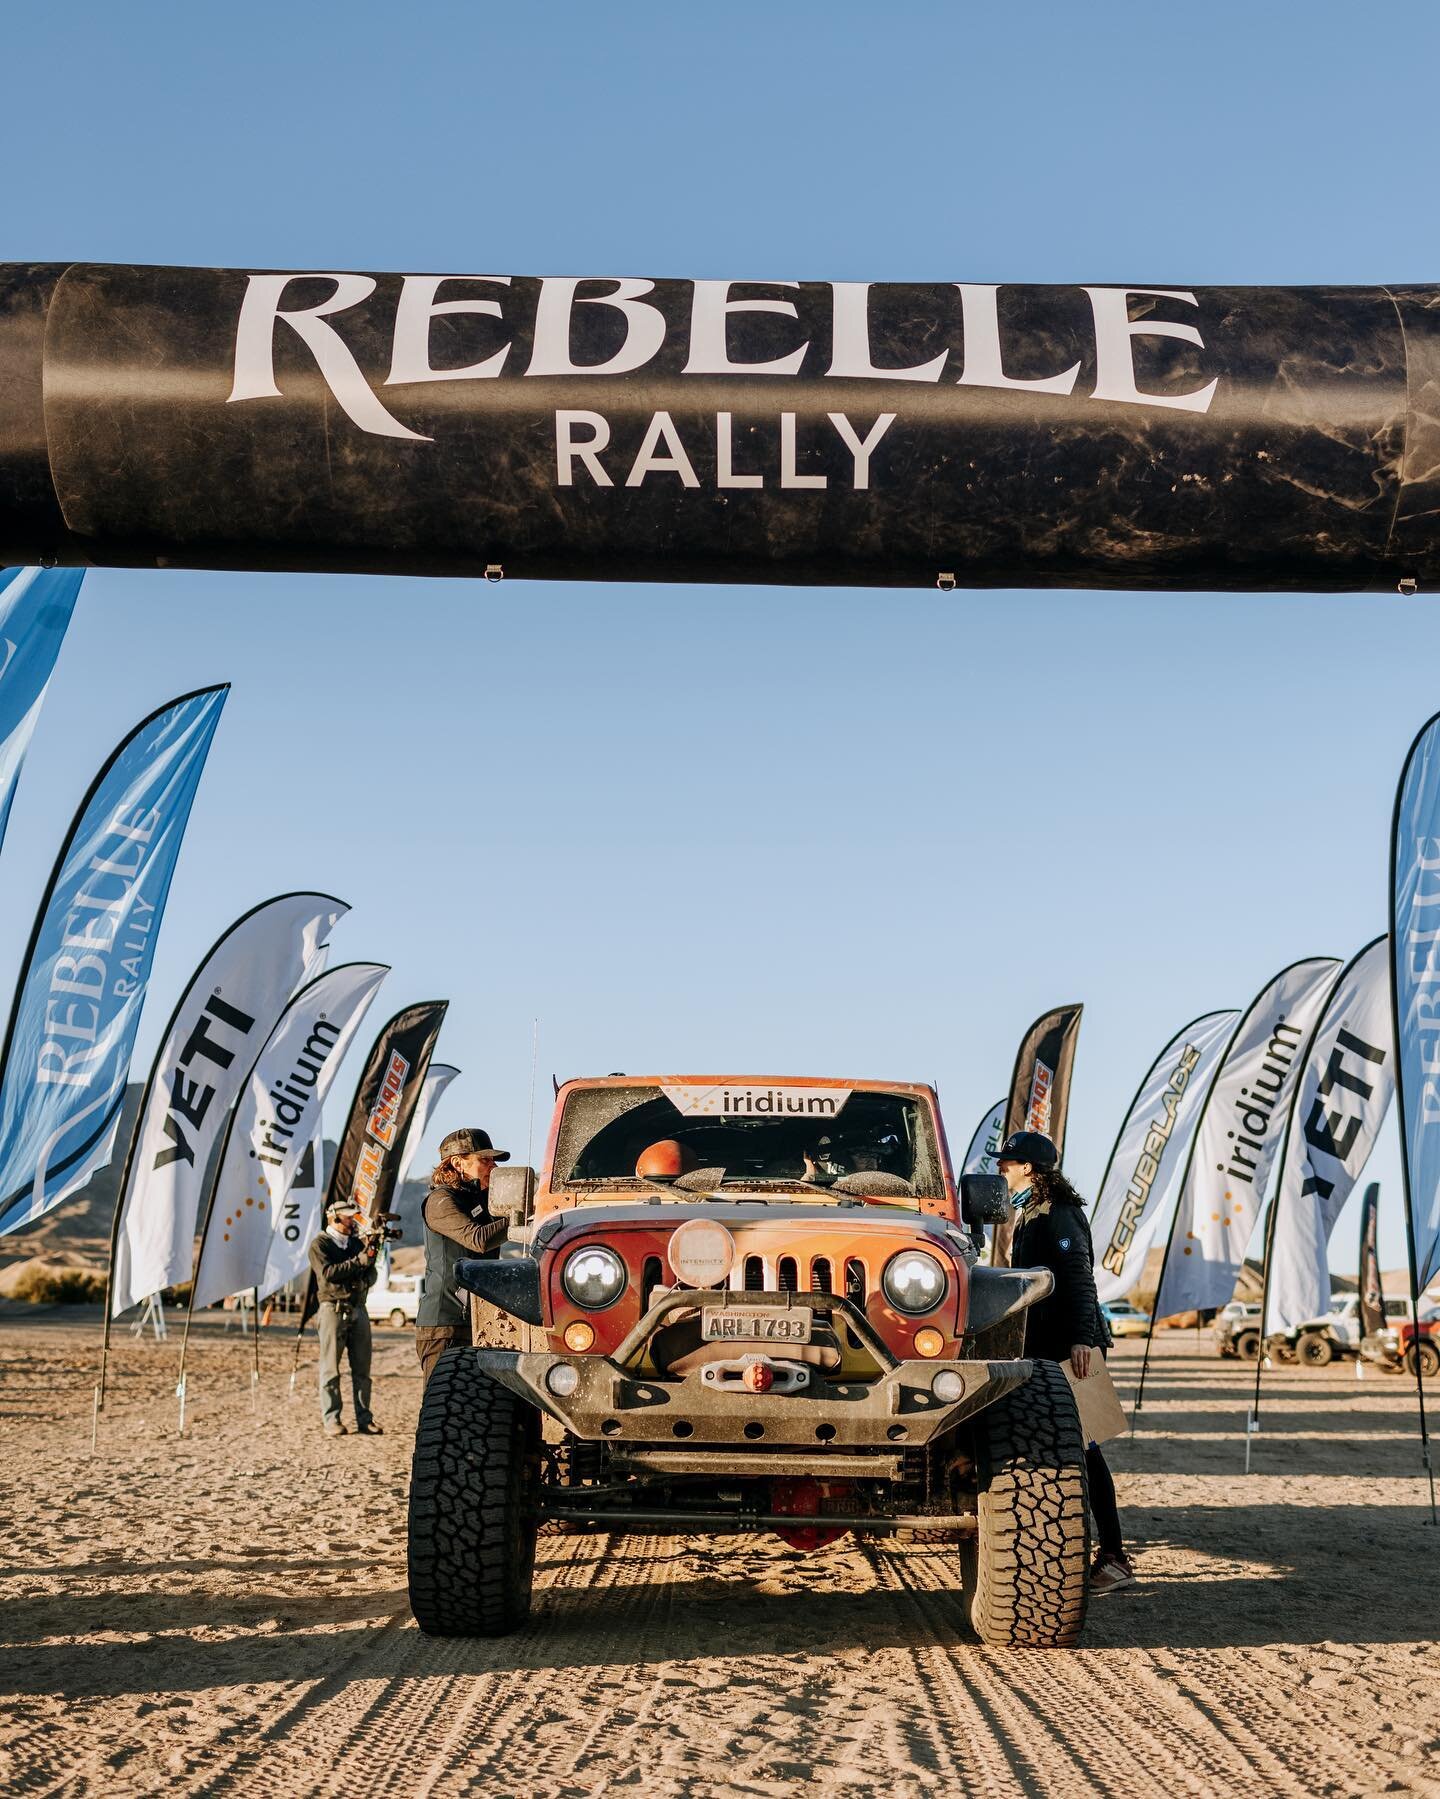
top-left (1063, 1359), bottom-right (1129, 1446)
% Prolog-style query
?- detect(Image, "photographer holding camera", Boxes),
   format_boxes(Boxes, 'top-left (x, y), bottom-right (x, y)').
top-left (308, 1197), bottom-right (383, 1438)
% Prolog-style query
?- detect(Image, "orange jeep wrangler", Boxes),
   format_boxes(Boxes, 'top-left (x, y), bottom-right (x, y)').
top-left (406, 1075), bottom-right (1091, 1647)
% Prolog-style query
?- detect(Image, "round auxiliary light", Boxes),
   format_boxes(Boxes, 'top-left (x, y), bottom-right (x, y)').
top-left (914, 1328), bottom-right (946, 1359)
top-left (882, 1249), bottom-right (948, 1315)
top-left (546, 1362), bottom-right (580, 1398)
top-left (563, 1320), bottom-right (596, 1353)
top-left (932, 1368), bottom-right (965, 1402)
top-left (668, 1218), bottom-right (736, 1289)
top-left (562, 1244), bottom-right (627, 1310)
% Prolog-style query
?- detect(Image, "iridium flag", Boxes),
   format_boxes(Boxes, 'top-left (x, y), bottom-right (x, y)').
top-left (0, 566), bottom-right (83, 851)
top-left (0, 685), bottom-right (228, 1236)
top-left (1391, 711), bottom-right (1440, 1293)
top-left (267, 999), bottom-right (445, 1299)
top-left (1155, 957), bottom-right (1341, 1319)
top-left (1091, 1010), bottom-right (1240, 1304)
top-left (107, 892), bottom-right (348, 1315)
top-left (191, 961), bottom-right (388, 1309)
top-left (962, 1099), bottom-right (1005, 1176)
top-left (1264, 937), bottom-right (1393, 1336)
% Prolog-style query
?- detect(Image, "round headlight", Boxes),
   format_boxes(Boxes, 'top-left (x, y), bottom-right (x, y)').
top-left (546, 1362), bottom-right (580, 1398)
top-left (562, 1244), bottom-right (627, 1310)
top-left (882, 1249), bottom-right (947, 1315)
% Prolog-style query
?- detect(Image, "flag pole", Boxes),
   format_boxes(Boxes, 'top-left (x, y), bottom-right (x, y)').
top-left (250, 1286), bottom-right (261, 1412)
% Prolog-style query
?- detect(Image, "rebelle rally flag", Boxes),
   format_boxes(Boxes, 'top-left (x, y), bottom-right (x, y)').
top-left (0, 686), bottom-right (228, 1235)
top-left (1004, 1003), bottom-right (1082, 1151)
top-left (1391, 711), bottom-right (1440, 1294)
top-left (962, 1099), bottom-right (1005, 1176)
top-left (280, 999), bottom-right (445, 1308)
top-left (189, 961), bottom-right (388, 1309)
top-left (0, 567), bottom-right (83, 852)
top-left (1358, 1182), bottom-right (1385, 1339)
top-left (1264, 937), bottom-right (1394, 1336)
top-left (107, 892), bottom-right (348, 1315)
top-left (1155, 956), bottom-right (1341, 1319)
top-left (1091, 1010), bottom-right (1240, 1304)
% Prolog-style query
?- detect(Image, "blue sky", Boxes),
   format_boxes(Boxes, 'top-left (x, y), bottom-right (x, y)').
top-left (2, 1), bottom-right (1437, 1270)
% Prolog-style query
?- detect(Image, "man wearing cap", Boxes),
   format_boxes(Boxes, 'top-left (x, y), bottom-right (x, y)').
top-left (308, 1198), bottom-right (382, 1438)
top-left (415, 1127), bottom-right (511, 1385)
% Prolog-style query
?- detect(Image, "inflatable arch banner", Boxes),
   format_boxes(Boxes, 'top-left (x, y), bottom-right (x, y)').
top-left (1, 264), bottom-right (1438, 591)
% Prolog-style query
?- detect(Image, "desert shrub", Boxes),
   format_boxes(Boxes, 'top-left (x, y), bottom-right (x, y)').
top-left (11, 1265), bottom-right (107, 1304)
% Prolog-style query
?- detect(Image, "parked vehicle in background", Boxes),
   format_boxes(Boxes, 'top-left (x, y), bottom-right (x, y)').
top-left (1361, 1312), bottom-right (1439, 1378)
top-left (1214, 1302), bottom-right (1262, 1360)
top-left (367, 1269), bottom-right (424, 1328)
top-left (1290, 1294), bottom-right (1412, 1367)
top-left (1100, 1300), bottom-right (1150, 1339)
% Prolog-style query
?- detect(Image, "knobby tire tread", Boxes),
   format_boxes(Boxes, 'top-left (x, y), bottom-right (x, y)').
top-left (965, 1358), bottom-right (1090, 1649)
top-left (407, 1349), bottom-right (538, 1638)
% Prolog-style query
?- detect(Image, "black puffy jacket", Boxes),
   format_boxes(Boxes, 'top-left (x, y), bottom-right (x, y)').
top-left (1011, 1193), bottom-right (1111, 1363)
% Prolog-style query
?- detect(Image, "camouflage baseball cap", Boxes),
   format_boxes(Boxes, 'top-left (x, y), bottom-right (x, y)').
top-left (440, 1127), bottom-right (510, 1162)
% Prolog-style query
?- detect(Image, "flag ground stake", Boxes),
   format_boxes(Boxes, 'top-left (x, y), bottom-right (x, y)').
top-left (177, 1372), bottom-right (187, 1436)
top-left (90, 1384), bottom-right (99, 1456)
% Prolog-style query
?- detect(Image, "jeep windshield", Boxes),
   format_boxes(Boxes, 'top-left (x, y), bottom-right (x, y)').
top-left (553, 1084), bottom-right (944, 1204)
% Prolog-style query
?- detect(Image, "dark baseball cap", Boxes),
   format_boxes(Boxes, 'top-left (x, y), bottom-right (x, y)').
top-left (993, 1130), bottom-right (1058, 1170)
top-left (440, 1127), bottom-right (510, 1162)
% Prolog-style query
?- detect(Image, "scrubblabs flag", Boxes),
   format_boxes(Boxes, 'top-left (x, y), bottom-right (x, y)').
top-left (1091, 1010), bottom-right (1240, 1304)
top-left (963, 1099), bottom-right (1005, 1176)
top-left (0, 686), bottom-right (228, 1236)
top-left (1155, 957), bottom-right (1341, 1318)
top-left (273, 999), bottom-right (446, 1302)
top-left (190, 961), bottom-right (388, 1308)
top-left (396, 1061), bottom-right (459, 1188)
top-left (0, 566), bottom-right (83, 850)
top-left (1004, 1004), bottom-right (1082, 1153)
top-left (1391, 711), bottom-right (1440, 1293)
top-left (1264, 938), bottom-right (1393, 1336)
top-left (1358, 1182), bottom-right (1385, 1339)
top-left (107, 892), bottom-right (348, 1314)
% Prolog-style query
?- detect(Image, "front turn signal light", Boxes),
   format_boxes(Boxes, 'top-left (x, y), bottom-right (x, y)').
top-left (563, 1320), bottom-right (595, 1353)
top-left (913, 1327), bottom-right (945, 1358)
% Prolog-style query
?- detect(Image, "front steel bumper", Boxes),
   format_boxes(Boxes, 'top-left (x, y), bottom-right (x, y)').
top-left (473, 1346), bottom-right (1032, 1451)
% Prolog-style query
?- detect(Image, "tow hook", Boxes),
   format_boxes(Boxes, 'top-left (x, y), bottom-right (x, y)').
top-left (700, 1355), bottom-right (809, 1395)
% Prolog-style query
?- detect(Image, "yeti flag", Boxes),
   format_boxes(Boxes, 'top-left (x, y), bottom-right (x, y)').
top-left (0, 685), bottom-right (228, 1236)
top-left (189, 961), bottom-right (388, 1309)
top-left (1004, 1004), bottom-right (1083, 1154)
top-left (1155, 957), bottom-right (1341, 1319)
top-left (1264, 938), bottom-right (1394, 1336)
top-left (963, 1099), bottom-right (1006, 1176)
top-left (1391, 711), bottom-right (1440, 1294)
top-left (1358, 1183), bottom-right (1385, 1339)
top-left (1091, 1010), bottom-right (1241, 1303)
top-left (0, 566), bottom-right (83, 853)
top-left (107, 892), bottom-right (348, 1315)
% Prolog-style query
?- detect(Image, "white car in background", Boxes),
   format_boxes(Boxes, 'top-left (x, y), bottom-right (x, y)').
top-left (367, 1270), bottom-right (424, 1328)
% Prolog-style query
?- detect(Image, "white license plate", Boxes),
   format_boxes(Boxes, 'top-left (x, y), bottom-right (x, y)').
top-left (701, 1307), bottom-right (813, 1344)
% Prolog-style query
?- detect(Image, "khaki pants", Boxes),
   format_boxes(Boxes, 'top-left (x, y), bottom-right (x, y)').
top-left (318, 1301), bottom-right (373, 1427)
top-left (415, 1315), bottom-right (472, 1386)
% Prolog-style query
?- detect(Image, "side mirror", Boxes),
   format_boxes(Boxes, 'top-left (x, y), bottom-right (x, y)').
top-left (489, 1165), bottom-right (537, 1227)
top-left (960, 1172), bottom-right (1012, 1228)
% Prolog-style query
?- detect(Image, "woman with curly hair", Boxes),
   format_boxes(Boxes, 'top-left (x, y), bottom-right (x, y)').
top-left (994, 1128), bottom-right (1135, 1594)
top-left (414, 1126), bottom-right (509, 1386)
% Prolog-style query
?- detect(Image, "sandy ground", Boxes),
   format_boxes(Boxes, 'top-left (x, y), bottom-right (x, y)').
top-left (2, 1315), bottom-right (1438, 1799)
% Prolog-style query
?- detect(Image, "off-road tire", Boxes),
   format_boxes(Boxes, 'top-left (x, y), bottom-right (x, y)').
top-left (408, 1349), bottom-right (539, 1637)
top-left (1235, 1330), bottom-right (1261, 1361)
top-left (959, 1359), bottom-right (1090, 1648)
top-left (1297, 1331), bottom-right (1334, 1368)
top-left (1406, 1339), bottom-right (1440, 1379)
